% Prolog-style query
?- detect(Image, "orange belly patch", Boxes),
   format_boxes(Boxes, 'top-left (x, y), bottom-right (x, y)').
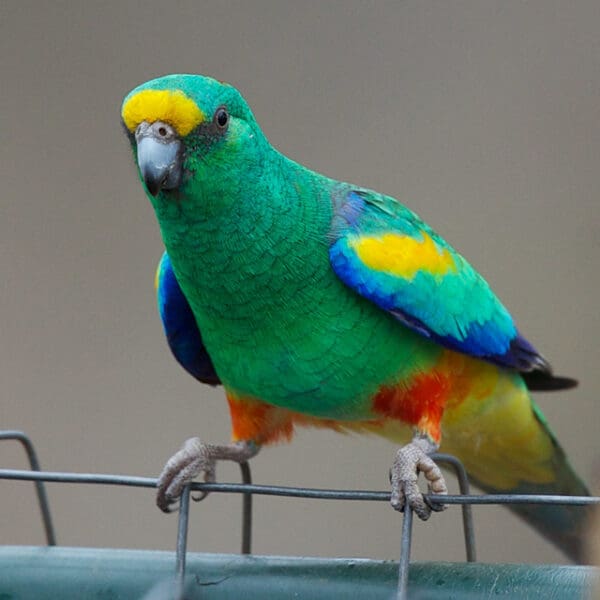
top-left (227, 393), bottom-right (347, 445)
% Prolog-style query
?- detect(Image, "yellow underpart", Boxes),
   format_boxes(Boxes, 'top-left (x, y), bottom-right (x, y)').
top-left (121, 89), bottom-right (205, 136)
top-left (441, 363), bottom-right (555, 489)
top-left (351, 232), bottom-right (456, 279)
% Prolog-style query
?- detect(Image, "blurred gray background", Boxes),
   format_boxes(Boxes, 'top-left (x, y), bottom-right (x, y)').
top-left (2, 1), bottom-right (599, 565)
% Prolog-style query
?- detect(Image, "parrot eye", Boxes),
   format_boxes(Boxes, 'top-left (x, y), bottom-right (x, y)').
top-left (214, 107), bottom-right (229, 129)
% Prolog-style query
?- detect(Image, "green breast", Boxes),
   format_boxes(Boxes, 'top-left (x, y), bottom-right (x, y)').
top-left (155, 157), bottom-right (439, 420)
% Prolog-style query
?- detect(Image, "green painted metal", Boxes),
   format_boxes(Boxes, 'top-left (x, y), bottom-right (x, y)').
top-left (0, 546), bottom-right (597, 599)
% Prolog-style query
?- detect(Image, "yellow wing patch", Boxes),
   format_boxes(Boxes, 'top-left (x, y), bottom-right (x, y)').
top-left (154, 262), bottom-right (161, 291)
top-left (350, 232), bottom-right (457, 279)
top-left (121, 89), bottom-right (205, 136)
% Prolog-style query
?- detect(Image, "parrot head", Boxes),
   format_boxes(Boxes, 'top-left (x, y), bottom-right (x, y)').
top-left (121, 74), bottom-right (267, 207)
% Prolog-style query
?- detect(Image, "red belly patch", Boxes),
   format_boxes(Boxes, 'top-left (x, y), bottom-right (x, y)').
top-left (371, 372), bottom-right (452, 443)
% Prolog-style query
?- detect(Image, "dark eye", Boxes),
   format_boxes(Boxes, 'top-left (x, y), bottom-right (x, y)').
top-left (214, 107), bottom-right (229, 129)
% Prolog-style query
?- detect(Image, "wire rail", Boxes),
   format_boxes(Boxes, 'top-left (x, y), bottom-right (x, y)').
top-left (1, 431), bottom-right (598, 600)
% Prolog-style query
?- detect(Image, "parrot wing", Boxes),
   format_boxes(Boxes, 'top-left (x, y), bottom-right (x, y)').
top-left (155, 252), bottom-right (221, 385)
top-left (329, 189), bottom-right (574, 389)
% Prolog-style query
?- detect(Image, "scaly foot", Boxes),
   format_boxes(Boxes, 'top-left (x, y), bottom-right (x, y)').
top-left (156, 437), bottom-right (260, 512)
top-left (390, 436), bottom-right (448, 520)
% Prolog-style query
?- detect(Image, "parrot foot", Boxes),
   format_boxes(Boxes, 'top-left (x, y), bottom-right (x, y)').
top-left (156, 437), bottom-right (260, 513)
top-left (390, 435), bottom-right (448, 520)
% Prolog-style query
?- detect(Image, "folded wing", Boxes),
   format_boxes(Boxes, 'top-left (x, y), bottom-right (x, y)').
top-left (329, 190), bottom-right (574, 390)
top-left (155, 252), bottom-right (221, 385)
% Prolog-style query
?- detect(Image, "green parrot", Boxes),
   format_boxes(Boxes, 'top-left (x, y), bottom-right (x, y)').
top-left (121, 74), bottom-right (589, 561)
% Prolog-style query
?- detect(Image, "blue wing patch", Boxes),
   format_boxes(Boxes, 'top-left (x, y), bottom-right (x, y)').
top-left (156, 252), bottom-right (220, 385)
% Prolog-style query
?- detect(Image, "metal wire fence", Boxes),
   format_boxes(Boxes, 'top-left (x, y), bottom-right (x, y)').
top-left (1, 430), bottom-right (598, 600)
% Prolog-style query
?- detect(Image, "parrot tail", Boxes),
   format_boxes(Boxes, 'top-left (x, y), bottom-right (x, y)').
top-left (471, 431), bottom-right (591, 563)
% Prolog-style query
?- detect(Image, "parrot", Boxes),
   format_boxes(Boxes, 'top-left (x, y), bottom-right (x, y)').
top-left (121, 74), bottom-right (590, 561)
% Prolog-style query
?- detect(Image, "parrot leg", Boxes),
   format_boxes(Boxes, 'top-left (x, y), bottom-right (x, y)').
top-left (390, 434), bottom-right (448, 520)
top-left (156, 437), bottom-right (260, 512)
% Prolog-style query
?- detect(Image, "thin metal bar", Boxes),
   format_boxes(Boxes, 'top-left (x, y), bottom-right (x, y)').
top-left (396, 507), bottom-right (413, 600)
top-left (239, 461), bottom-right (252, 554)
top-left (430, 494), bottom-right (600, 506)
top-left (175, 485), bottom-right (191, 600)
top-left (1, 468), bottom-right (598, 506)
top-left (0, 431), bottom-right (56, 545)
top-left (434, 453), bottom-right (476, 562)
top-left (184, 484), bottom-right (387, 501)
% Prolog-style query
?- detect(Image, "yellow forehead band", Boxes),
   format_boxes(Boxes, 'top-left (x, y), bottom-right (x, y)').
top-left (121, 89), bottom-right (205, 136)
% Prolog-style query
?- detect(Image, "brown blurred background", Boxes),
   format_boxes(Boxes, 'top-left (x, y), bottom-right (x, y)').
top-left (2, 1), bottom-right (599, 565)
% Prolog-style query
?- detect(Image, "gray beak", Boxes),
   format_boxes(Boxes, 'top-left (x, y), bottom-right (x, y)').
top-left (135, 121), bottom-right (183, 196)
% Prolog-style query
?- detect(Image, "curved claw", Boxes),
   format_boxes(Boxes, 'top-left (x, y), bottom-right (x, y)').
top-left (191, 490), bottom-right (209, 503)
top-left (156, 437), bottom-right (260, 513)
top-left (390, 438), bottom-right (448, 520)
top-left (156, 437), bottom-right (215, 512)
